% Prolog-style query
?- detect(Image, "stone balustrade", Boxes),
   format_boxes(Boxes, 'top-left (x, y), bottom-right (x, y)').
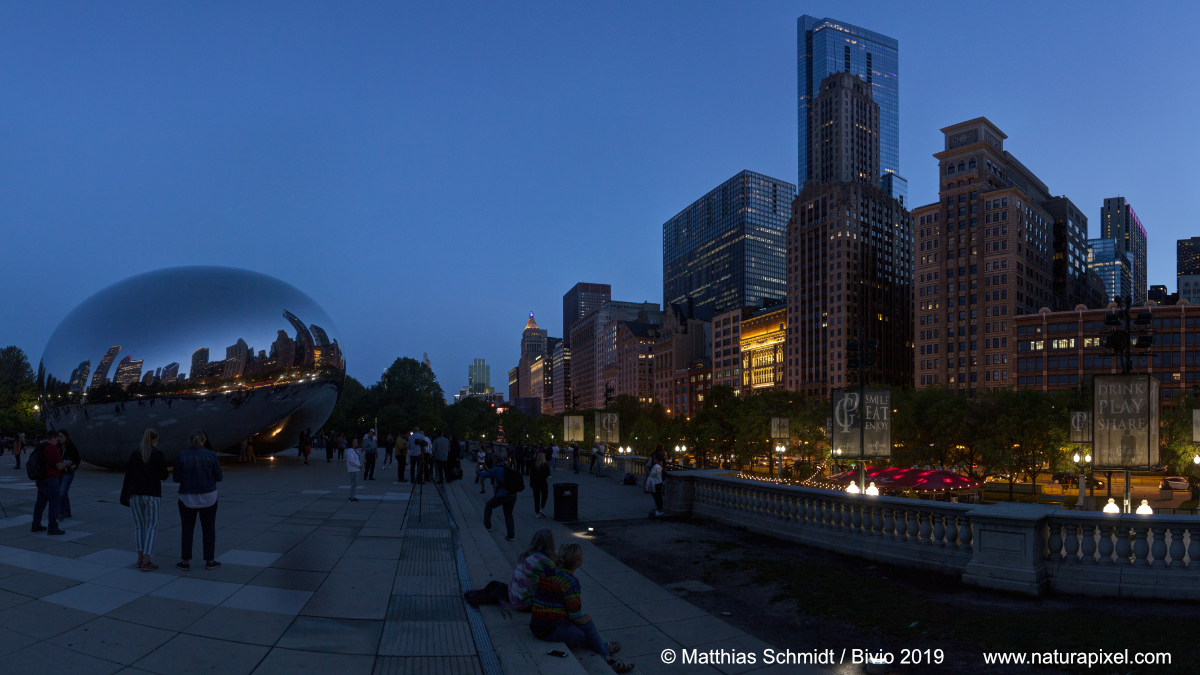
top-left (664, 469), bottom-right (1200, 599)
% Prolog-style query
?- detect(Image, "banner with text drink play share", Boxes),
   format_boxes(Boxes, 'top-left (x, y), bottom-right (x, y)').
top-left (831, 387), bottom-right (892, 458)
top-left (1193, 409), bottom-right (1200, 444)
top-left (1092, 375), bottom-right (1159, 469)
top-left (595, 412), bottom-right (619, 444)
top-left (771, 417), bottom-right (789, 440)
top-left (1069, 411), bottom-right (1093, 444)
top-left (563, 416), bottom-right (584, 442)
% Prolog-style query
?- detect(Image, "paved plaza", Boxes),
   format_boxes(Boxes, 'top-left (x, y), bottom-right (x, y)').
top-left (0, 456), bottom-right (824, 675)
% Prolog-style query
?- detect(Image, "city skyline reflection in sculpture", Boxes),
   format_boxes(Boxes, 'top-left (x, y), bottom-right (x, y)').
top-left (595, 412), bottom-right (619, 444)
top-left (563, 416), bottom-right (584, 443)
top-left (39, 266), bottom-right (345, 468)
top-left (1069, 411), bottom-right (1093, 444)
top-left (831, 387), bottom-right (892, 458)
top-left (1092, 375), bottom-right (1159, 469)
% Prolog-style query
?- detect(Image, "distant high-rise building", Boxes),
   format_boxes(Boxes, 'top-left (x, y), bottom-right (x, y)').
top-left (1099, 197), bottom-right (1147, 304)
top-left (223, 339), bottom-right (249, 380)
top-left (571, 301), bottom-right (663, 409)
top-left (1087, 237), bottom-right (1132, 303)
top-left (1044, 196), bottom-right (1103, 310)
top-left (1180, 275), bottom-right (1200, 305)
top-left (468, 358), bottom-right (491, 395)
top-left (1148, 284), bottom-right (1178, 305)
top-left (788, 72), bottom-right (912, 397)
top-left (272, 331), bottom-right (295, 371)
top-left (798, 15), bottom-right (899, 187)
top-left (879, 173), bottom-right (908, 208)
top-left (161, 362), bottom-right (180, 385)
top-left (283, 310), bottom-right (315, 366)
top-left (114, 355), bottom-right (144, 389)
top-left (69, 360), bottom-right (91, 393)
top-left (1178, 236), bottom-right (1200, 284)
top-left (190, 348), bottom-right (209, 383)
top-left (563, 283), bottom-right (611, 346)
top-left (141, 370), bottom-right (155, 386)
top-left (551, 341), bottom-right (571, 414)
top-left (517, 313), bottom-right (549, 398)
top-left (90, 346), bottom-right (121, 390)
top-left (663, 170), bottom-right (795, 321)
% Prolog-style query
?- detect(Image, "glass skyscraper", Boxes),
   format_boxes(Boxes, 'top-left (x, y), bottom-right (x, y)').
top-left (797, 15), bottom-right (899, 187)
top-left (1087, 237), bottom-right (1132, 303)
top-left (663, 170), bottom-right (795, 321)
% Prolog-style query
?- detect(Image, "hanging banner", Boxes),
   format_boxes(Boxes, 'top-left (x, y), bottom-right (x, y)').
top-left (1093, 375), bottom-right (1159, 469)
top-left (1069, 411), bottom-right (1092, 444)
top-left (595, 412), bottom-right (619, 444)
top-left (771, 417), bottom-right (790, 440)
top-left (1194, 409), bottom-right (1200, 444)
top-left (831, 387), bottom-right (892, 458)
top-left (564, 416), bottom-right (584, 443)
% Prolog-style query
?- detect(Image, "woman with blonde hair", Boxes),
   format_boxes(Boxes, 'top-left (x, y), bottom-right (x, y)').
top-left (120, 429), bottom-right (169, 570)
top-left (508, 528), bottom-right (557, 610)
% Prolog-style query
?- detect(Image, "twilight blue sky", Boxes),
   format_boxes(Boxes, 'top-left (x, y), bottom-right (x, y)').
top-left (1, 1), bottom-right (1196, 399)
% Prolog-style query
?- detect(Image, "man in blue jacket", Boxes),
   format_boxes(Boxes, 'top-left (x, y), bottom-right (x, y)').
top-left (476, 456), bottom-right (522, 541)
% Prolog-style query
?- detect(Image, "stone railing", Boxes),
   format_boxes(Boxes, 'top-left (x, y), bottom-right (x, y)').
top-left (665, 470), bottom-right (1200, 599)
top-left (1044, 511), bottom-right (1200, 599)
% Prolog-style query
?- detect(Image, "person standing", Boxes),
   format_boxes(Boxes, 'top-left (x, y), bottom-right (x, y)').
top-left (589, 442), bottom-right (601, 474)
top-left (12, 433), bottom-right (24, 470)
top-left (362, 430), bottom-right (378, 480)
top-left (513, 444), bottom-right (526, 476)
top-left (57, 430), bottom-right (80, 519)
top-left (407, 427), bottom-right (430, 484)
top-left (121, 429), bottom-right (168, 570)
top-left (246, 437), bottom-right (257, 464)
top-left (530, 452), bottom-right (551, 518)
top-left (174, 433), bottom-right (223, 571)
top-left (475, 456), bottom-right (522, 541)
top-left (383, 433), bottom-right (395, 470)
top-left (337, 433), bottom-right (346, 461)
top-left (31, 430), bottom-right (71, 535)
top-left (239, 439), bottom-right (248, 463)
top-left (647, 446), bottom-right (666, 517)
top-left (303, 428), bottom-right (313, 465)
top-left (571, 443), bottom-right (580, 475)
top-left (550, 443), bottom-right (559, 471)
top-left (345, 438), bottom-right (362, 502)
top-left (326, 431), bottom-right (335, 462)
top-left (432, 431), bottom-right (450, 484)
top-left (396, 432), bottom-right (409, 482)
top-left (476, 444), bottom-right (488, 493)
top-left (446, 435), bottom-right (461, 482)
top-left (296, 429), bottom-right (307, 463)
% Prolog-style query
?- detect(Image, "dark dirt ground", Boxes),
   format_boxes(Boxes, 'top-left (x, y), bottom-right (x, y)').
top-left (568, 515), bottom-right (1198, 675)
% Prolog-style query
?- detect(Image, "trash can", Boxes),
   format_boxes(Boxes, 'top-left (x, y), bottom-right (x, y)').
top-left (553, 483), bottom-right (579, 522)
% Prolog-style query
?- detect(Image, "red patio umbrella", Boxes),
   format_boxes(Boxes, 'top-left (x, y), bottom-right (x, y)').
top-left (827, 466), bottom-right (983, 491)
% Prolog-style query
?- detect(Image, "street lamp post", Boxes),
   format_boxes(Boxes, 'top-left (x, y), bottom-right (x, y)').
top-left (774, 443), bottom-right (786, 479)
top-left (1073, 451), bottom-right (1092, 510)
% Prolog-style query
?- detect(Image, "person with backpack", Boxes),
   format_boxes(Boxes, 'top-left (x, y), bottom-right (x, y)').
top-left (407, 427), bottom-right (429, 484)
top-left (30, 429), bottom-right (73, 535)
top-left (475, 455), bottom-right (523, 541)
top-left (121, 429), bottom-right (169, 570)
top-left (530, 451), bottom-right (551, 518)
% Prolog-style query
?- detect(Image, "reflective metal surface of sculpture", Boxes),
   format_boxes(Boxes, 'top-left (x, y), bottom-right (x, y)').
top-left (39, 266), bottom-right (345, 468)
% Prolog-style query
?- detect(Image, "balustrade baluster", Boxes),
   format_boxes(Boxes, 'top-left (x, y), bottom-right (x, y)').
top-left (872, 505), bottom-right (883, 536)
top-left (931, 512), bottom-right (945, 546)
top-left (851, 503), bottom-right (862, 532)
top-left (1150, 527), bottom-right (1167, 568)
top-left (907, 509), bottom-right (920, 542)
top-left (958, 516), bottom-right (972, 550)
top-left (1047, 522), bottom-right (1063, 561)
top-left (883, 506), bottom-right (894, 538)
top-left (1132, 525), bottom-right (1150, 566)
top-left (945, 515), bottom-right (959, 547)
top-left (1097, 524), bottom-right (1113, 564)
top-left (1188, 527), bottom-right (1200, 570)
top-left (1080, 523), bottom-right (1096, 564)
top-left (1063, 523), bottom-right (1079, 563)
top-left (1114, 524), bottom-right (1132, 564)
top-left (1168, 527), bottom-right (1186, 568)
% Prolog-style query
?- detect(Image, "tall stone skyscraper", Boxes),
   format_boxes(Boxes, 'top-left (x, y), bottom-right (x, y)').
top-left (797, 15), bottom-right (900, 189)
top-left (562, 283), bottom-right (610, 346)
top-left (786, 72), bottom-right (913, 396)
top-left (1099, 197), bottom-right (1147, 304)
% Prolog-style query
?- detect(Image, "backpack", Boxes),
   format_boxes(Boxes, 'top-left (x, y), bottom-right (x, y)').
top-left (503, 466), bottom-right (525, 494)
top-left (26, 444), bottom-right (48, 481)
top-left (623, 473), bottom-right (636, 486)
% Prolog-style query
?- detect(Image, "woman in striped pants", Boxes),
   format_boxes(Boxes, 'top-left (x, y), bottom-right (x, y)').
top-left (121, 429), bottom-right (169, 571)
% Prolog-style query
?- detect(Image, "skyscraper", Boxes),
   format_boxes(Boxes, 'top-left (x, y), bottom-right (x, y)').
top-left (468, 358), bottom-right (491, 395)
top-left (1099, 197), bottom-right (1147, 304)
top-left (663, 170), bottom-right (795, 321)
top-left (787, 72), bottom-right (912, 396)
top-left (563, 283), bottom-right (611, 346)
top-left (114, 355), bottom-right (144, 389)
top-left (1087, 237), bottom-right (1132, 303)
top-left (90, 345), bottom-right (121, 390)
top-left (798, 15), bottom-right (899, 187)
top-left (161, 362), bottom-right (180, 385)
top-left (1178, 236), bottom-right (1200, 284)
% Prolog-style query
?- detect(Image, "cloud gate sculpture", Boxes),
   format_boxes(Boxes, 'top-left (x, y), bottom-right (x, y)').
top-left (39, 266), bottom-right (345, 468)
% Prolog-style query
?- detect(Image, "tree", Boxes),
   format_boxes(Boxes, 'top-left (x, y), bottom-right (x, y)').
top-left (443, 397), bottom-right (500, 441)
top-left (0, 346), bottom-right (39, 436)
top-left (374, 357), bottom-right (446, 434)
